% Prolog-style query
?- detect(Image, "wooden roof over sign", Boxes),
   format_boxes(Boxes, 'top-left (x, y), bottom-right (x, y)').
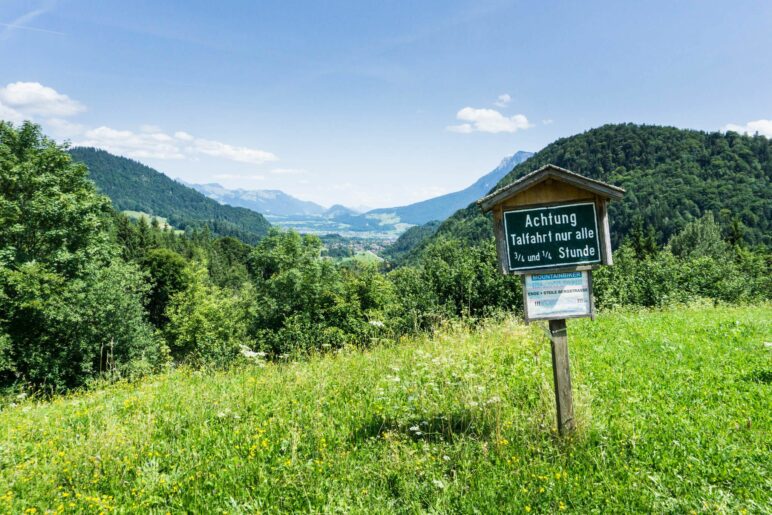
top-left (477, 164), bottom-right (625, 213)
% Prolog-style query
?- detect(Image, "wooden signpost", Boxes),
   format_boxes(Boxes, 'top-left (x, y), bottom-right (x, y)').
top-left (478, 164), bottom-right (624, 435)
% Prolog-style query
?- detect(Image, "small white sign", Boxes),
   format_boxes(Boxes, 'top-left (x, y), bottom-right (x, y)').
top-left (524, 271), bottom-right (592, 320)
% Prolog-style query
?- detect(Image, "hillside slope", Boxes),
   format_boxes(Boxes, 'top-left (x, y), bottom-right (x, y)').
top-left (366, 150), bottom-right (533, 225)
top-left (1, 304), bottom-right (769, 512)
top-left (426, 124), bottom-right (772, 251)
top-left (69, 148), bottom-right (271, 243)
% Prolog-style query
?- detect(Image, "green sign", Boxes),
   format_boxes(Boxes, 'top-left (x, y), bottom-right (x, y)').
top-left (503, 202), bottom-right (601, 271)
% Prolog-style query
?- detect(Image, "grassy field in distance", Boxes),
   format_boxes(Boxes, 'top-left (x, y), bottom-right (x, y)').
top-left (0, 303), bottom-right (769, 513)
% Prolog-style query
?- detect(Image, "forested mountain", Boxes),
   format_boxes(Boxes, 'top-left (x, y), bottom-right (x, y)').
top-left (69, 148), bottom-right (271, 243)
top-left (186, 182), bottom-right (327, 217)
top-left (366, 151), bottom-right (533, 225)
top-left (419, 124), bottom-right (771, 254)
top-left (381, 221), bottom-right (441, 263)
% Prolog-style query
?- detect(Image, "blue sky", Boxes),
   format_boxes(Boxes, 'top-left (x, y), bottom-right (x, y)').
top-left (1, 0), bottom-right (770, 208)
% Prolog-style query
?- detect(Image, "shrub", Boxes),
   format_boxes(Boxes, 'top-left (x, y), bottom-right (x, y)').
top-left (163, 265), bottom-right (253, 367)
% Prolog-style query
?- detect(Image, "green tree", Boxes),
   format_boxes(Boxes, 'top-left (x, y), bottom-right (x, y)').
top-left (0, 122), bottom-right (163, 390)
top-left (668, 212), bottom-right (729, 260)
top-left (139, 248), bottom-right (190, 328)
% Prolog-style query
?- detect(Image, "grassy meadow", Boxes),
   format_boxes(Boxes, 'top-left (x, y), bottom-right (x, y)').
top-left (0, 303), bottom-right (770, 513)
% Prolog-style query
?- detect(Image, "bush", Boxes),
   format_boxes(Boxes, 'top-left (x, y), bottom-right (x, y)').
top-left (390, 238), bottom-right (522, 327)
top-left (246, 230), bottom-right (399, 355)
top-left (594, 241), bottom-right (771, 309)
top-left (163, 265), bottom-right (253, 367)
top-left (0, 261), bottom-right (165, 390)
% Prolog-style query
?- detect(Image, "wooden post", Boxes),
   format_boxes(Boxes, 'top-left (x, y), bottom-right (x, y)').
top-left (548, 319), bottom-right (575, 434)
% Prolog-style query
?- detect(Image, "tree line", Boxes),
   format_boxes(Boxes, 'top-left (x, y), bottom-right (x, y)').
top-left (1, 121), bottom-right (769, 392)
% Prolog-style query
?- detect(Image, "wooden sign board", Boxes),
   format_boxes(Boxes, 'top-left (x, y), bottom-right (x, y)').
top-left (478, 164), bottom-right (624, 435)
top-left (478, 164), bottom-right (623, 276)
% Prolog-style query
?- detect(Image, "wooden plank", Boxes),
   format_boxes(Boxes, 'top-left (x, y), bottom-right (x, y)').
top-left (492, 207), bottom-right (509, 275)
top-left (521, 275), bottom-right (530, 324)
top-left (508, 263), bottom-right (599, 276)
top-left (548, 319), bottom-right (575, 435)
top-left (498, 179), bottom-right (594, 209)
top-left (598, 198), bottom-right (613, 265)
top-left (477, 164), bottom-right (625, 212)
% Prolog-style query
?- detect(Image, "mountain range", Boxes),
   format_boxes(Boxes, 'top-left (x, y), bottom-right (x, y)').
top-left (187, 150), bottom-right (533, 236)
top-left (365, 151), bottom-right (532, 226)
top-left (70, 146), bottom-right (534, 241)
top-left (184, 183), bottom-right (329, 217)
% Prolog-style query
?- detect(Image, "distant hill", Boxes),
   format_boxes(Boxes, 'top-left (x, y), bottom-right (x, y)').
top-left (324, 204), bottom-right (360, 218)
top-left (182, 153), bottom-right (533, 238)
top-left (186, 183), bottom-right (327, 217)
top-left (418, 124), bottom-right (772, 255)
top-left (365, 151), bottom-right (533, 225)
top-left (69, 147), bottom-right (271, 243)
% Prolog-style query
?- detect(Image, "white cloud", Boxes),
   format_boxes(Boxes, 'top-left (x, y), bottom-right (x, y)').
top-left (45, 117), bottom-right (85, 138)
top-left (174, 131), bottom-right (194, 141)
top-left (447, 107), bottom-right (533, 134)
top-left (190, 138), bottom-right (278, 165)
top-left (77, 126), bottom-right (186, 159)
top-left (494, 93), bottom-right (511, 107)
top-left (724, 119), bottom-right (772, 138)
top-left (0, 82), bottom-right (85, 117)
top-left (271, 168), bottom-right (306, 175)
top-left (75, 125), bottom-right (279, 164)
top-left (0, 101), bottom-right (24, 123)
top-left (542, 119), bottom-right (554, 125)
top-left (0, 81), bottom-right (280, 167)
top-left (140, 124), bottom-right (162, 133)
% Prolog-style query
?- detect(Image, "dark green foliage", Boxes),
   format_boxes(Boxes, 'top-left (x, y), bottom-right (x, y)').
top-left (593, 241), bottom-right (770, 309)
top-left (626, 215), bottom-right (659, 259)
top-left (246, 229), bottom-right (395, 354)
top-left (0, 125), bottom-right (114, 276)
top-left (0, 122), bottom-right (163, 390)
top-left (69, 147), bottom-right (271, 244)
top-left (388, 239), bottom-right (523, 332)
top-left (2, 261), bottom-right (163, 389)
top-left (163, 265), bottom-right (253, 367)
top-left (209, 237), bottom-right (251, 289)
top-left (429, 124), bottom-right (772, 250)
top-left (139, 248), bottom-right (190, 328)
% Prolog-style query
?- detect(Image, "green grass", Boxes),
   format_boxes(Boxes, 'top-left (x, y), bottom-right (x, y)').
top-left (1, 304), bottom-right (770, 513)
